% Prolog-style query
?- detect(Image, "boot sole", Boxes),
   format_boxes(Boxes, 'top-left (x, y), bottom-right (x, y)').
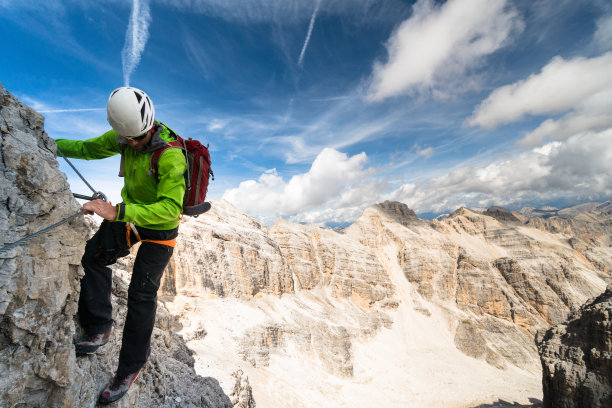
top-left (74, 343), bottom-right (107, 356)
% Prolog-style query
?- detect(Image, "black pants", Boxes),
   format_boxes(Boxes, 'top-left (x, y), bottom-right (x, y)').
top-left (79, 220), bottom-right (178, 376)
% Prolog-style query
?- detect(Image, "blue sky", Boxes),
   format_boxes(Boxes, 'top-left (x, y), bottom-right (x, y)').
top-left (1, 0), bottom-right (611, 224)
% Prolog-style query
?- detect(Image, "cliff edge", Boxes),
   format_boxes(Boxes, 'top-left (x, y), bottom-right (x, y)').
top-left (537, 285), bottom-right (612, 408)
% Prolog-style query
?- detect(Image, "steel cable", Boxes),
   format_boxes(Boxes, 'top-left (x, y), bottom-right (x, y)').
top-left (0, 145), bottom-right (106, 254)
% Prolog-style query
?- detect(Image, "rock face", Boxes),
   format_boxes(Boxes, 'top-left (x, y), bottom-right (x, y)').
top-left (346, 204), bottom-right (609, 371)
top-left (269, 219), bottom-right (396, 308)
top-left (167, 203), bottom-right (293, 298)
top-left (1, 81), bottom-right (88, 406)
top-left (537, 285), bottom-right (612, 408)
top-left (0, 82), bottom-right (253, 407)
top-left (519, 202), bottom-right (612, 279)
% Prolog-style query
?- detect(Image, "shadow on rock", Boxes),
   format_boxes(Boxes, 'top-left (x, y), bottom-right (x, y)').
top-left (471, 398), bottom-right (542, 408)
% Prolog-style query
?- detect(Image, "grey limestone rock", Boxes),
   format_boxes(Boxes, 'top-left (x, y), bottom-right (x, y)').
top-left (374, 200), bottom-right (419, 226)
top-left (537, 285), bottom-right (612, 408)
top-left (1, 80), bottom-right (87, 406)
top-left (484, 205), bottom-right (522, 224)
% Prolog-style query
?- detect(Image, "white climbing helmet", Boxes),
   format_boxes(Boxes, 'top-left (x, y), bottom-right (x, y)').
top-left (106, 87), bottom-right (155, 138)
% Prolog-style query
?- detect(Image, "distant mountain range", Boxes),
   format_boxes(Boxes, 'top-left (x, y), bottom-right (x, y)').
top-left (517, 201), bottom-right (612, 219)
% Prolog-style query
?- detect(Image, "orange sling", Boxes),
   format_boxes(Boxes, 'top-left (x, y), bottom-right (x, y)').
top-left (125, 223), bottom-right (176, 248)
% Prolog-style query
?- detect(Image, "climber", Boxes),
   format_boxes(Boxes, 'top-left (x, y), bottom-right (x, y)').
top-left (54, 87), bottom-right (186, 405)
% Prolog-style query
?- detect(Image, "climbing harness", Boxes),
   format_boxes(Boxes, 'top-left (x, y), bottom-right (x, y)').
top-left (126, 223), bottom-right (176, 248)
top-left (0, 148), bottom-right (107, 254)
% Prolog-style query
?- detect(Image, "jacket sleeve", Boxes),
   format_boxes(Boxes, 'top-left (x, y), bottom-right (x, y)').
top-left (55, 130), bottom-right (121, 160)
top-left (117, 148), bottom-right (186, 225)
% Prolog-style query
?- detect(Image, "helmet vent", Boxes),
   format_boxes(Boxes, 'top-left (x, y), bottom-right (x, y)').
top-left (111, 89), bottom-right (120, 97)
top-left (134, 91), bottom-right (143, 103)
top-left (140, 104), bottom-right (146, 121)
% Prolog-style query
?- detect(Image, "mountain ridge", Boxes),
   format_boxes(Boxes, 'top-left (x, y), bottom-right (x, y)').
top-left (163, 197), bottom-right (610, 406)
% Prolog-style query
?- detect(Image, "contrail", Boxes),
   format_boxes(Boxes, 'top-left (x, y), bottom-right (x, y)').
top-left (38, 108), bottom-right (105, 113)
top-left (121, 0), bottom-right (152, 86)
top-left (297, 0), bottom-right (322, 68)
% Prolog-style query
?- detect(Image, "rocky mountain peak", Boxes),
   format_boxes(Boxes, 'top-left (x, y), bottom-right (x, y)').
top-left (372, 200), bottom-right (418, 225)
top-left (483, 205), bottom-right (522, 223)
top-left (449, 206), bottom-right (474, 217)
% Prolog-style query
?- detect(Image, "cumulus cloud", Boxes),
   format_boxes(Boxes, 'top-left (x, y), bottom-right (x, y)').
top-left (222, 148), bottom-right (377, 216)
top-left (386, 129), bottom-right (612, 214)
top-left (367, 0), bottom-right (522, 101)
top-left (518, 88), bottom-right (612, 147)
top-left (468, 52), bottom-right (612, 129)
top-left (223, 130), bottom-right (612, 224)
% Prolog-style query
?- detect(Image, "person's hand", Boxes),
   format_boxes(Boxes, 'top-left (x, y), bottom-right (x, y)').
top-left (82, 199), bottom-right (118, 221)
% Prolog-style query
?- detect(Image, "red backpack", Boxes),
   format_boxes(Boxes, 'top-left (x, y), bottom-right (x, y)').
top-left (151, 125), bottom-right (214, 216)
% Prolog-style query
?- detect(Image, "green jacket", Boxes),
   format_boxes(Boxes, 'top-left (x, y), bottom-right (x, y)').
top-left (55, 122), bottom-right (186, 230)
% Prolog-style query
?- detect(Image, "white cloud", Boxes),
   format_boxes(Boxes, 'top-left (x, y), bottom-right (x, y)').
top-left (367, 0), bottom-right (522, 101)
top-left (223, 129), bottom-right (612, 224)
top-left (416, 146), bottom-right (434, 159)
top-left (594, 15), bottom-right (612, 51)
top-left (468, 52), bottom-right (612, 129)
top-left (182, 26), bottom-right (214, 79)
top-left (202, 90), bottom-right (405, 166)
top-left (222, 148), bottom-right (375, 216)
top-left (207, 119), bottom-right (227, 132)
top-left (19, 95), bottom-right (110, 138)
top-left (280, 114), bottom-right (398, 164)
top-left (288, 206), bottom-right (364, 225)
top-left (122, 0), bottom-right (152, 86)
top-left (518, 88), bottom-right (612, 147)
top-left (386, 129), bottom-right (612, 214)
top-left (21, 95), bottom-right (105, 114)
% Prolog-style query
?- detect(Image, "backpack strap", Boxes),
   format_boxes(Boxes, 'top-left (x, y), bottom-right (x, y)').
top-left (149, 122), bottom-right (185, 179)
top-left (149, 141), bottom-right (183, 180)
top-left (118, 144), bottom-right (127, 177)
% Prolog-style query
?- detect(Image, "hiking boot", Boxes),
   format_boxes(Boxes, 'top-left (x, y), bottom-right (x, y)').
top-left (74, 330), bottom-right (111, 355)
top-left (98, 370), bottom-right (140, 405)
